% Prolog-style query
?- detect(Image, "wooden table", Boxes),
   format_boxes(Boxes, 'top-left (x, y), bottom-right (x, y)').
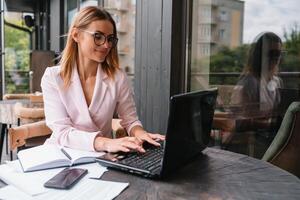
top-left (0, 148), bottom-right (299, 199)
top-left (99, 148), bottom-right (300, 200)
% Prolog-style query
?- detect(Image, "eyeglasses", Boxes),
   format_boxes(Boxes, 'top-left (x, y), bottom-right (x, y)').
top-left (268, 49), bottom-right (286, 61)
top-left (80, 29), bottom-right (118, 48)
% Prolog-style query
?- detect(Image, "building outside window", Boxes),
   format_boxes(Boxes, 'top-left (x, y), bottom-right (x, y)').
top-left (219, 29), bottom-right (225, 39)
top-left (219, 10), bottom-right (228, 21)
top-left (103, 0), bottom-right (136, 83)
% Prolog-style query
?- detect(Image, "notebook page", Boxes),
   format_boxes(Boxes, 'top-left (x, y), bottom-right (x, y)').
top-left (62, 147), bottom-right (105, 165)
top-left (17, 145), bottom-right (69, 171)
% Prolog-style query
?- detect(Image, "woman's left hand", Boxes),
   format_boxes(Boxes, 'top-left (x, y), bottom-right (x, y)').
top-left (131, 127), bottom-right (165, 147)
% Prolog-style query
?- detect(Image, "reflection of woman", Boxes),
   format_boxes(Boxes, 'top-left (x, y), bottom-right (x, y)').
top-left (213, 32), bottom-right (283, 137)
top-left (231, 32), bottom-right (283, 112)
top-left (41, 7), bottom-right (164, 152)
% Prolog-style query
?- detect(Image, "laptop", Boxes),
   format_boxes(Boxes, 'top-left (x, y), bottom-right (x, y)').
top-left (96, 88), bottom-right (218, 178)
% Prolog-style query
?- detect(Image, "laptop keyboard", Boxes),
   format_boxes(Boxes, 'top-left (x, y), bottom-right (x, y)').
top-left (118, 141), bottom-right (164, 172)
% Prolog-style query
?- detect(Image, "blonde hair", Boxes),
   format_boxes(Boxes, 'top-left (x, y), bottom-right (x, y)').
top-left (60, 6), bottom-right (119, 87)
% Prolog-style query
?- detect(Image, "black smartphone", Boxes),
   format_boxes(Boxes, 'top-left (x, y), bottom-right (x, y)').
top-left (44, 168), bottom-right (88, 189)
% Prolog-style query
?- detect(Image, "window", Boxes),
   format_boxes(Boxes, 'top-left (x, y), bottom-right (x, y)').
top-left (219, 29), bottom-right (225, 39)
top-left (104, 0), bottom-right (136, 84)
top-left (188, 0), bottom-right (300, 159)
top-left (66, 0), bottom-right (77, 29)
top-left (219, 10), bottom-right (228, 21)
top-left (4, 11), bottom-right (32, 93)
top-left (80, 0), bottom-right (98, 8)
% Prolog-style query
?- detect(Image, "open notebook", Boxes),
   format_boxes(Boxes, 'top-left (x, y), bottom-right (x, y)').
top-left (17, 144), bottom-right (105, 172)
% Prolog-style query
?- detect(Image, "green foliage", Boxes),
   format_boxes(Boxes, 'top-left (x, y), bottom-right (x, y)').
top-left (4, 19), bottom-right (31, 93)
top-left (283, 23), bottom-right (300, 56)
top-left (4, 22), bottom-right (30, 71)
top-left (207, 44), bottom-right (249, 85)
top-left (282, 23), bottom-right (300, 72)
top-left (210, 45), bottom-right (249, 73)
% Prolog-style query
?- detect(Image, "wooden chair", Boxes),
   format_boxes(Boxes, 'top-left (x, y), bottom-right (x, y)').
top-left (3, 93), bottom-right (33, 100)
top-left (9, 119), bottom-right (127, 151)
top-left (9, 120), bottom-right (51, 151)
top-left (3, 93), bottom-right (43, 101)
top-left (1, 93), bottom-right (44, 160)
top-left (262, 101), bottom-right (300, 178)
top-left (111, 118), bottom-right (128, 138)
top-left (14, 102), bottom-right (45, 125)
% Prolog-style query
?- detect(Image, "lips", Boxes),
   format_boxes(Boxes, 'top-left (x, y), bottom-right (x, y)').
top-left (95, 48), bottom-right (107, 53)
top-left (95, 49), bottom-right (108, 55)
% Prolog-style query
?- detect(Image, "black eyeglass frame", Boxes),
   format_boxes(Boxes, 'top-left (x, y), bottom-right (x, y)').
top-left (80, 29), bottom-right (118, 48)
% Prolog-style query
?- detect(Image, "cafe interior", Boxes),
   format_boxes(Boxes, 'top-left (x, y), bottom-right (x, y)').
top-left (0, 0), bottom-right (300, 179)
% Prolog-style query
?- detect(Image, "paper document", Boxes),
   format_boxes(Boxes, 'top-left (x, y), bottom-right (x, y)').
top-left (0, 185), bottom-right (33, 200)
top-left (0, 160), bottom-right (107, 196)
top-left (0, 179), bottom-right (128, 200)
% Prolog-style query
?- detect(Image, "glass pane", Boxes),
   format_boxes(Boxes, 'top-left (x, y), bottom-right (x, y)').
top-left (104, 0), bottom-right (136, 85)
top-left (188, 0), bottom-right (300, 158)
top-left (67, 0), bottom-right (77, 29)
top-left (4, 11), bottom-right (31, 93)
top-left (65, 1), bottom-right (98, 43)
top-left (80, 0), bottom-right (98, 8)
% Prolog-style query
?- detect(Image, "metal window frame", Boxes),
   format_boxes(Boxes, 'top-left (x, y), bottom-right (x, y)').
top-left (134, 0), bottom-right (190, 133)
top-left (0, 0), bottom-right (4, 98)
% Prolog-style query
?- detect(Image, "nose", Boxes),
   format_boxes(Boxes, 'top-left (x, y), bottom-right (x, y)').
top-left (102, 39), bottom-right (111, 48)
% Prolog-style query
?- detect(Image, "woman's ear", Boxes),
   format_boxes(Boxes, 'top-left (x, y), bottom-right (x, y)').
top-left (71, 28), bottom-right (79, 43)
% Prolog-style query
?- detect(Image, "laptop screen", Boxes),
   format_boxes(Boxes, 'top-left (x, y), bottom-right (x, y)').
top-left (161, 88), bottom-right (218, 176)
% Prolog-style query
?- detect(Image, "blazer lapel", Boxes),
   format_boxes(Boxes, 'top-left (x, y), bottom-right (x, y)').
top-left (68, 65), bottom-right (99, 130)
top-left (89, 64), bottom-right (109, 113)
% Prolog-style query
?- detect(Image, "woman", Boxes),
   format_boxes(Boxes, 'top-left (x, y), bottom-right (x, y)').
top-left (231, 32), bottom-right (283, 112)
top-left (213, 32), bottom-right (284, 142)
top-left (41, 6), bottom-right (164, 152)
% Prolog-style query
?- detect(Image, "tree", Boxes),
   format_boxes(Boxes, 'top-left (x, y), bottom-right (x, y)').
top-left (4, 19), bottom-right (31, 93)
top-left (4, 20), bottom-right (31, 71)
top-left (282, 23), bottom-right (300, 72)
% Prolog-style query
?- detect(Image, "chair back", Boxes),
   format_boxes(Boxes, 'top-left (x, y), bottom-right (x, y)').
top-left (3, 93), bottom-right (32, 100)
top-left (9, 120), bottom-right (51, 151)
top-left (262, 101), bottom-right (300, 177)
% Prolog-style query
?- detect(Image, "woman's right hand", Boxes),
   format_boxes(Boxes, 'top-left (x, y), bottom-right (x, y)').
top-left (94, 136), bottom-right (145, 153)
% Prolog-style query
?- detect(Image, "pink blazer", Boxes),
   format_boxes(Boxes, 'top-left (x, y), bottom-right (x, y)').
top-left (41, 65), bottom-right (142, 151)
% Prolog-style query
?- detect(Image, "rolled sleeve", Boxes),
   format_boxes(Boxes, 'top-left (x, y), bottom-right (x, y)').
top-left (116, 71), bottom-right (143, 136)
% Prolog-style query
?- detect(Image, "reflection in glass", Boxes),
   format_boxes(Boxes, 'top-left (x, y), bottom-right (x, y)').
top-left (231, 32), bottom-right (283, 112)
top-left (188, 0), bottom-right (300, 158)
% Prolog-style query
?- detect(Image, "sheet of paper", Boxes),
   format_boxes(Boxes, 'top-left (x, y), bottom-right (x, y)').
top-left (0, 164), bottom-right (50, 195)
top-left (0, 179), bottom-right (129, 200)
top-left (0, 160), bottom-right (108, 196)
top-left (72, 163), bottom-right (108, 179)
top-left (33, 179), bottom-right (129, 200)
top-left (0, 185), bottom-right (34, 200)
